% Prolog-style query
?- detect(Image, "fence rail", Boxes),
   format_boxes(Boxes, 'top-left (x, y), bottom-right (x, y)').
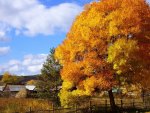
top-left (24, 97), bottom-right (150, 113)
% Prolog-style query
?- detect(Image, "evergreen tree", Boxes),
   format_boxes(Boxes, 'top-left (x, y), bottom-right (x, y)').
top-left (37, 48), bottom-right (62, 105)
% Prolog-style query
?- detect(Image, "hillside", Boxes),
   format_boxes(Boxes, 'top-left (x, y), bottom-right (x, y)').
top-left (0, 75), bottom-right (39, 85)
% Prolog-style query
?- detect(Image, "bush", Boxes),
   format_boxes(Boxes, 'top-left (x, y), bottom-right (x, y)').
top-left (59, 89), bottom-right (91, 107)
top-left (15, 89), bottom-right (28, 98)
top-left (2, 92), bottom-right (11, 97)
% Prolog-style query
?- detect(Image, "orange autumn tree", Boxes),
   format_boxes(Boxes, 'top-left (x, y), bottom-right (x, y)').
top-left (55, 0), bottom-right (150, 110)
top-left (1, 72), bottom-right (21, 84)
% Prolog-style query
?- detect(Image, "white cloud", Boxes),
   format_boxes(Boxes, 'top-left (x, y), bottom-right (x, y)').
top-left (8, 60), bottom-right (20, 66)
top-left (9, 65), bottom-right (19, 72)
top-left (0, 54), bottom-right (48, 75)
top-left (22, 54), bottom-right (47, 66)
top-left (0, 46), bottom-right (10, 55)
top-left (0, 31), bottom-right (9, 42)
top-left (0, 0), bottom-right (82, 36)
top-left (27, 64), bottom-right (43, 73)
top-left (0, 23), bottom-right (10, 42)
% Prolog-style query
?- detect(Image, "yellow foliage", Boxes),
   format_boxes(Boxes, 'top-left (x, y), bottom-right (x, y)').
top-left (55, 0), bottom-right (150, 106)
top-left (1, 72), bottom-right (20, 84)
top-left (108, 38), bottom-right (139, 74)
top-left (26, 80), bottom-right (37, 85)
top-left (62, 81), bottom-right (74, 90)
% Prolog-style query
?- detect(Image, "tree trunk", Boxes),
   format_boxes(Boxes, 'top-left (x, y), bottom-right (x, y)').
top-left (108, 89), bottom-right (118, 113)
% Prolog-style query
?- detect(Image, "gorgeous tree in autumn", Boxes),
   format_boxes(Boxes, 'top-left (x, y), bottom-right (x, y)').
top-left (55, 0), bottom-right (150, 111)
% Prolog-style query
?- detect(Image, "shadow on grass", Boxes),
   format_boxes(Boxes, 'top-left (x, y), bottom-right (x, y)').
top-left (79, 106), bottom-right (150, 113)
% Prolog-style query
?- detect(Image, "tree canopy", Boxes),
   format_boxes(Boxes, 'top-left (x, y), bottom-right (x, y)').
top-left (1, 72), bottom-right (21, 84)
top-left (26, 79), bottom-right (38, 85)
top-left (55, 0), bottom-right (150, 108)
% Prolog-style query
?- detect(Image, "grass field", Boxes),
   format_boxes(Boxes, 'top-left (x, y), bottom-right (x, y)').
top-left (0, 97), bottom-right (149, 113)
top-left (0, 98), bottom-right (53, 113)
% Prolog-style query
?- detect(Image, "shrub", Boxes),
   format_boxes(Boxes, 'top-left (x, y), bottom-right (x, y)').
top-left (15, 89), bottom-right (28, 98)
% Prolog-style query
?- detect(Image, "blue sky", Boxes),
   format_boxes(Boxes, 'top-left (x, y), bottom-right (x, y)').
top-left (0, 0), bottom-right (93, 75)
top-left (0, 0), bottom-right (149, 75)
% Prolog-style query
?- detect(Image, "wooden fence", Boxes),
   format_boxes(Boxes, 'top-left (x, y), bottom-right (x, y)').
top-left (25, 97), bottom-right (150, 113)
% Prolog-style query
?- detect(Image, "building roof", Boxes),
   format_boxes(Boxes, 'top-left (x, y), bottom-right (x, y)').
top-left (4, 85), bottom-right (26, 92)
top-left (0, 86), bottom-right (5, 91)
top-left (25, 85), bottom-right (36, 90)
top-left (0, 84), bottom-right (36, 92)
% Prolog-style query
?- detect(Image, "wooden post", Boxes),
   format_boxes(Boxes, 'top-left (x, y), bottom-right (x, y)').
top-left (142, 88), bottom-right (145, 103)
top-left (144, 102), bottom-right (148, 109)
top-left (132, 99), bottom-right (135, 108)
top-left (29, 107), bottom-right (32, 113)
top-left (144, 100), bottom-right (147, 109)
top-left (52, 103), bottom-right (55, 113)
top-left (89, 101), bottom-right (92, 113)
top-left (105, 99), bottom-right (107, 113)
top-left (121, 99), bottom-right (123, 109)
top-left (75, 104), bottom-right (77, 113)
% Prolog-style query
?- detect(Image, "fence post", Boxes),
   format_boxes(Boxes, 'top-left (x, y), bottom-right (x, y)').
top-left (89, 101), bottom-right (92, 113)
top-left (105, 99), bottom-right (107, 113)
top-left (52, 103), bottom-right (55, 113)
top-left (121, 99), bottom-right (123, 109)
top-left (142, 88), bottom-right (145, 103)
top-left (132, 99), bottom-right (135, 108)
top-left (144, 100), bottom-right (147, 109)
top-left (29, 107), bottom-right (32, 113)
top-left (75, 104), bottom-right (77, 113)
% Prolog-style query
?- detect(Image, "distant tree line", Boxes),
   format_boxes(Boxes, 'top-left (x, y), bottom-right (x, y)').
top-left (1, 72), bottom-right (23, 84)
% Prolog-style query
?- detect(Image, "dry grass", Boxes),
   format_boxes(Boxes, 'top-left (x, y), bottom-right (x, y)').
top-left (0, 97), bottom-right (149, 113)
top-left (91, 97), bottom-right (144, 106)
top-left (0, 98), bottom-right (53, 113)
